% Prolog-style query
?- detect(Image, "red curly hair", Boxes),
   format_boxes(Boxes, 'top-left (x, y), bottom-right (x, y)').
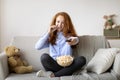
top-left (49, 12), bottom-right (77, 45)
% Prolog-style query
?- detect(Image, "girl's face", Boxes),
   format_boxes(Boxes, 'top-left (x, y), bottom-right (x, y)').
top-left (55, 15), bottom-right (65, 32)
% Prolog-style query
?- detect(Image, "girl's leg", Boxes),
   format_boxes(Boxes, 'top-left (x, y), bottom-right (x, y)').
top-left (41, 53), bottom-right (63, 72)
top-left (54, 56), bottom-right (86, 77)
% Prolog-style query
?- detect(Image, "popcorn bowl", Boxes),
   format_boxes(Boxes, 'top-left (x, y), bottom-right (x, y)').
top-left (56, 55), bottom-right (74, 67)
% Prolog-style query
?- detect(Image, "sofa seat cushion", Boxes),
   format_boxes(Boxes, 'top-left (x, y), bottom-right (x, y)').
top-left (60, 75), bottom-right (88, 80)
top-left (5, 72), bottom-right (60, 80)
top-left (71, 72), bottom-right (117, 80)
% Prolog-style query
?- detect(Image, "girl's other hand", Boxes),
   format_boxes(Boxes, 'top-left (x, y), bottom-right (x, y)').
top-left (67, 37), bottom-right (79, 45)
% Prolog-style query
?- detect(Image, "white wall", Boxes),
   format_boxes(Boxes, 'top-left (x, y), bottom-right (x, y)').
top-left (0, 0), bottom-right (120, 52)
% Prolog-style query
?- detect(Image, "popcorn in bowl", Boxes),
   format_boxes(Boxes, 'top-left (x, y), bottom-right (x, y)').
top-left (56, 55), bottom-right (74, 67)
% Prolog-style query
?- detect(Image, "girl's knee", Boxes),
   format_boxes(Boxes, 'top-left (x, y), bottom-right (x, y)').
top-left (76, 56), bottom-right (86, 65)
top-left (80, 56), bottom-right (86, 63)
top-left (41, 53), bottom-right (50, 61)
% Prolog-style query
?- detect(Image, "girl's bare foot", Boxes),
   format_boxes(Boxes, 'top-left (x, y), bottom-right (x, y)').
top-left (36, 70), bottom-right (54, 78)
top-left (50, 73), bottom-right (55, 78)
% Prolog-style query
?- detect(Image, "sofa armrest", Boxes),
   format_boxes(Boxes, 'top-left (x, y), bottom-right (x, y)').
top-left (113, 53), bottom-right (120, 75)
top-left (0, 52), bottom-right (9, 80)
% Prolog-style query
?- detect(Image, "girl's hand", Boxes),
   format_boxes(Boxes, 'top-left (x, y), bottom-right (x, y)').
top-left (66, 37), bottom-right (79, 45)
top-left (48, 25), bottom-right (58, 33)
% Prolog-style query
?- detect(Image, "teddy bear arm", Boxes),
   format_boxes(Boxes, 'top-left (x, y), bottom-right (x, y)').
top-left (8, 57), bottom-right (17, 67)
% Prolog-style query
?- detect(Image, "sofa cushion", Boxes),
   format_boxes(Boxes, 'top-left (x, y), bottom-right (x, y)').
top-left (6, 72), bottom-right (60, 80)
top-left (11, 36), bottom-right (49, 71)
top-left (86, 48), bottom-right (120, 74)
top-left (72, 72), bottom-right (117, 80)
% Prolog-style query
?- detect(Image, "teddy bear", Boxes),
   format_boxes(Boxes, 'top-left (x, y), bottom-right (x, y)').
top-left (103, 14), bottom-right (117, 30)
top-left (56, 55), bottom-right (73, 67)
top-left (5, 46), bottom-right (33, 74)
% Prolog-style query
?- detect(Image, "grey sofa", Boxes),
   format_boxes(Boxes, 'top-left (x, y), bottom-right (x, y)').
top-left (0, 36), bottom-right (120, 80)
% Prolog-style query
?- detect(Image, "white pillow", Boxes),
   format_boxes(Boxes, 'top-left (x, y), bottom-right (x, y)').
top-left (86, 48), bottom-right (120, 74)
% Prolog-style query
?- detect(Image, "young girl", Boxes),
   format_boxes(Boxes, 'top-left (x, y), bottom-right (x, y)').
top-left (35, 12), bottom-right (86, 77)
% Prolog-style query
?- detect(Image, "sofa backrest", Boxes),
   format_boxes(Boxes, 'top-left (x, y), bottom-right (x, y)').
top-left (72, 36), bottom-right (110, 64)
top-left (11, 36), bottom-right (110, 71)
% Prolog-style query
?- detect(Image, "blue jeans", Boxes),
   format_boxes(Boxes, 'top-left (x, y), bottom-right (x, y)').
top-left (41, 53), bottom-right (86, 77)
